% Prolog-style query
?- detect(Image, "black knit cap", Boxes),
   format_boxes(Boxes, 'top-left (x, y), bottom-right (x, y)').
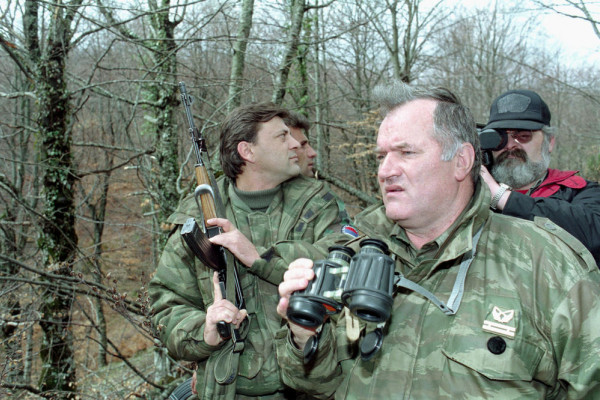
top-left (485, 89), bottom-right (551, 130)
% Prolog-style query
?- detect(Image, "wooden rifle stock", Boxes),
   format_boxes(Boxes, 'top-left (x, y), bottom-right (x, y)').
top-left (195, 167), bottom-right (218, 221)
top-left (178, 82), bottom-right (245, 341)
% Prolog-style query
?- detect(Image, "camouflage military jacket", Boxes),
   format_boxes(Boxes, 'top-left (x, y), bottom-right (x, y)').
top-left (276, 182), bottom-right (600, 399)
top-left (150, 176), bottom-right (344, 398)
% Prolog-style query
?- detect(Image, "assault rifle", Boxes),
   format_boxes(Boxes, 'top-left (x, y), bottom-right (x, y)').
top-left (178, 82), bottom-right (245, 341)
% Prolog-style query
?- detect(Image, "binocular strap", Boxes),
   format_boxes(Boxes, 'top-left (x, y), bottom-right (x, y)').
top-left (345, 309), bottom-right (361, 341)
top-left (394, 226), bottom-right (484, 316)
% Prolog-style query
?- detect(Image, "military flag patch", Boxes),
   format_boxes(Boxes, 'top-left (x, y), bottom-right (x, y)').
top-left (341, 225), bottom-right (359, 237)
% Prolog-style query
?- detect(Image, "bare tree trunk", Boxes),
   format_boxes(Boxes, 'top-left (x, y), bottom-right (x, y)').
top-left (88, 167), bottom-right (112, 367)
top-left (145, 0), bottom-right (183, 255)
top-left (0, 73), bottom-right (31, 386)
top-left (37, 40), bottom-right (79, 400)
top-left (312, 1), bottom-right (333, 175)
top-left (389, 0), bottom-right (403, 81)
top-left (228, 0), bottom-right (255, 112)
top-left (288, 10), bottom-right (311, 112)
top-left (29, 0), bottom-right (83, 396)
top-left (93, 0), bottom-right (184, 257)
top-left (0, 37), bottom-right (42, 391)
top-left (0, 280), bottom-right (22, 383)
top-left (361, 0), bottom-right (445, 84)
top-left (23, 315), bottom-right (35, 385)
top-left (313, 0), bottom-right (324, 173)
top-left (272, 0), bottom-right (307, 105)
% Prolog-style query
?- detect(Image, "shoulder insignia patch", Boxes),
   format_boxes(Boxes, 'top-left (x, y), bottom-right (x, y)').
top-left (341, 225), bottom-right (359, 238)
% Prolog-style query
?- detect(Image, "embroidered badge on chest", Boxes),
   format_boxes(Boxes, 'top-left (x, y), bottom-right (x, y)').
top-left (482, 306), bottom-right (516, 339)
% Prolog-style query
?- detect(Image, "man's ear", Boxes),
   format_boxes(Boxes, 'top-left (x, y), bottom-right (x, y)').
top-left (237, 141), bottom-right (254, 163)
top-left (454, 143), bottom-right (475, 182)
top-left (548, 136), bottom-right (556, 153)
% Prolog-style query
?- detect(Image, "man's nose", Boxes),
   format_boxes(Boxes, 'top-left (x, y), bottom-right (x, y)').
top-left (378, 154), bottom-right (395, 180)
top-left (289, 136), bottom-right (300, 149)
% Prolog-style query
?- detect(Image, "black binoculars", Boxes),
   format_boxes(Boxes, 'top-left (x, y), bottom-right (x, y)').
top-left (287, 239), bottom-right (395, 329)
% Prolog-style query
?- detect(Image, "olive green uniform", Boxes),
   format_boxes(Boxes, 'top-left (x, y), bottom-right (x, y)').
top-left (150, 176), bottom-right (346, 399)
top-left (276, 183), bottom-right (600, 399)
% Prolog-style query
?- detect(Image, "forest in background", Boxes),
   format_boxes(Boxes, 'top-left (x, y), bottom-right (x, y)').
top-left (0, 0), bottom-right (599, 398)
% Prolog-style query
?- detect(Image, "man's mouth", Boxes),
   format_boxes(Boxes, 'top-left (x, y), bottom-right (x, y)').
top-left (497, 149), bottom-right (527, 163)
top-left (384, 185), bottom-right (404, 195)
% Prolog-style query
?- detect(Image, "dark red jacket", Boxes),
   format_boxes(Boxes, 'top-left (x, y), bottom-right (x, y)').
top-left (503, 169), bottom-right (600, 265)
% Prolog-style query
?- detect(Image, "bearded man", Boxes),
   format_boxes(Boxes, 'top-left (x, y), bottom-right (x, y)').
top-left (480, 89), bottom-right (600, 265)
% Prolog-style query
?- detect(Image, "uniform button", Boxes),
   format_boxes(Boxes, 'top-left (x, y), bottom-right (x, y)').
top-left (487, 336), bottom-right (506, 355)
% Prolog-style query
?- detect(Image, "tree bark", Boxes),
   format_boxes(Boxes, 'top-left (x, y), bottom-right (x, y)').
top-left (29, 0), bottom-right (83, 396)
top-left (88, 168), bottom-right (112, 367)
top-left (272, 0), bottom-right (307, 105)
top-left (227, 0), bottom-right (255, 112)
top-left (313, 1), bottom-right (326, 173)
top-left (146, 0), bottom-right (183, 255)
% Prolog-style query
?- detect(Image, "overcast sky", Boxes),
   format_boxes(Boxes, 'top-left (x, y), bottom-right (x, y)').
top-left (425, 0), bottom-right (600, 67)
top-left (539, 6), bottom-right (600, 65)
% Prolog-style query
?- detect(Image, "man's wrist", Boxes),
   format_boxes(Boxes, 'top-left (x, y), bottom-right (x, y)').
top-left (490, 183), bottom-right (510, 210)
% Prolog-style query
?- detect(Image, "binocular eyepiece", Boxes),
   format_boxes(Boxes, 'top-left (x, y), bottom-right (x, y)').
top-left (287, 246), bottom-right (355, 328)
top-left (342, 239), bottom-right (395, 323)
top-left (287, 239), bottom-right (395, 329)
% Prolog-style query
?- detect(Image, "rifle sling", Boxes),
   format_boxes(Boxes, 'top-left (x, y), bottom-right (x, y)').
top-left (200, 152), bottom-right (248, 383)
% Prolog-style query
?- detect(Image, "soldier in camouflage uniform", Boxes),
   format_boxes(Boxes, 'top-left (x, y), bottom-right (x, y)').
top-left (149, 103), bottom-right (347, 399)
top-left (274, 83), bottom-right (600, 399)
top-left (285, 111), bottom-right (351, 225)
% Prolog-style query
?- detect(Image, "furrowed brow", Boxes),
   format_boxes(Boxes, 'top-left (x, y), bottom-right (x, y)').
top-left (377, 142), bottom-right (415, 153)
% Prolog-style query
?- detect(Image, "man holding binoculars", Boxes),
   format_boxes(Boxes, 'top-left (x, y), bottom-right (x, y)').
top-left (479, 89), bottom-right (600, 265)
top-left (275, 82), bottom-right (600, 399)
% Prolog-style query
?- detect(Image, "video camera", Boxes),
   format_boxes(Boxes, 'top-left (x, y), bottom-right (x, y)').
top-left (478, 127), bottom-right (507, 167)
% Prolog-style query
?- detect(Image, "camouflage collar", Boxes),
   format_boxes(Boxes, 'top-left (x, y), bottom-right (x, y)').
top-left (355, 182), bottom-right (489, 272)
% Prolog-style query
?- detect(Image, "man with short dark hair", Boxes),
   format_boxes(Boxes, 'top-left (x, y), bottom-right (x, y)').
top-left (285, 111), bottom-right (351, 226)
top-left (284, 112), bottom-right (317, 178)
top-left (480, 89), bottom-right (600, 265)
top-left (274, 83), bottom-right (600, 399)
top-left (150, 102), bottom-right (347, 399)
